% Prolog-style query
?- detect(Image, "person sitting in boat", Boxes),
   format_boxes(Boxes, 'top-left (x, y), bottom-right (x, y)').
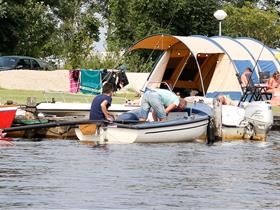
top-left (217, 94), bottom-right (237, 106)
top-left (139, 88), bottom-right (187, 122)
top-left (240, 67), bottom-right (253, 88)
top-left (89, 83), bottom-right (115, 122)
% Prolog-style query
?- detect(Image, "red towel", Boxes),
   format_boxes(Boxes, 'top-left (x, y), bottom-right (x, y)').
top-left (69, 70), bottom-right (80, 93)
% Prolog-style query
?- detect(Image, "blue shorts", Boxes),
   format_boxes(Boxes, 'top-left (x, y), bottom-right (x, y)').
top-left (139, 90), bottom-right (166, 119)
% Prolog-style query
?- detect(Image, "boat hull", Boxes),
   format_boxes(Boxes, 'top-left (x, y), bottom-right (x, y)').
top-left (222, 121), bottom-right (271, 141)
top-left (0, 105), bottom-right (17, 129)
top-left (36, 102), bottom-right (137, 117)
top-left (76, 116), bottom-right (209, 144)
top-left (220, 102), bottom-right (273, 141)
top-left (135, 119), bottom-right (208, 143)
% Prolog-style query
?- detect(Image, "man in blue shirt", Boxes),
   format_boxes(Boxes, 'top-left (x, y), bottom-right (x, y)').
top-left (139, 88), bottom-right (187, 122)
top-left (89, 83), bottom-right (114, 122)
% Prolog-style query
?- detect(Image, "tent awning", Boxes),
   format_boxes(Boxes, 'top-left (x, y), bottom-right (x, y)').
top-left (275, 52), bottom-right (280, 59)
top-left (129, 34), bottom-right (224, 55)
top-left (128, 34), bottom-right (180, 51)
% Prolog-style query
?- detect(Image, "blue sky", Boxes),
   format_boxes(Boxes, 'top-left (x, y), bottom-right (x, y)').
top-left (94, 25), bottom-right (106, 52)
top-left (93, 14), bottom-right (107, 53)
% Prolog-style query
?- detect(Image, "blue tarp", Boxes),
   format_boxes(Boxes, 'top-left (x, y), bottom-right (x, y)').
top-left (233, 60), bottom-right (259, 83)
top-left (206, 91), bottom-right (242, 100)
top-left (257, 60), bottom-right (277, 75)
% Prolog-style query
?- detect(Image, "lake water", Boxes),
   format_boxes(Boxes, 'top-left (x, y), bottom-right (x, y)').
top-left (0, 132), bottom-right (279, 210)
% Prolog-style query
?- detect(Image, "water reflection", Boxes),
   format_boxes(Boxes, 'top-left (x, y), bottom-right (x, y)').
top-left (0, 133), bottom-right (279, 209)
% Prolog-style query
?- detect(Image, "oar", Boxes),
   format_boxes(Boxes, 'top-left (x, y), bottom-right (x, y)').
top-left (1, 119), bottom-right (139, 133)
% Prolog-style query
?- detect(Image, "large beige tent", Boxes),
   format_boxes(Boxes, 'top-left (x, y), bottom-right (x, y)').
top-left (272, 48), bottom-right (280, 60)
top-left (236, 37), bottom-right (280, 75)
top-left (129, 34), bottom-right (279, 100)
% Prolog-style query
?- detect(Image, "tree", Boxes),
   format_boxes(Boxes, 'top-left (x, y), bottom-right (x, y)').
top-left (96, 0), bottom-right (219, 72)
top-left (222, 2), bottom-right (280, 48)
top-left (40, 0), bottom-right (101, 68)
top-left (220, 0), bottom-right (280, 14)
top-left (0, 0), bottom-right (101, 68)
top-left (0, 0), bottom-right (7, 18)
top-left (104, 0), bottom-right (219, 51)
top-left (15, 0), bottom-right (55, 56)
top-left (219, 1), bottom-right (257, 7)
top-left (0, 0), bottom-right (55, 56)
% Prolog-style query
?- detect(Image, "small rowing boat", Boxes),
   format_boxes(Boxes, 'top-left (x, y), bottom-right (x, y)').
top-left (75, 106), bottom-right (210, 144)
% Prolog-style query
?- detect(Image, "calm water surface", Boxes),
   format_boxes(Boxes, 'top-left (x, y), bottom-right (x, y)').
top-left (0, 132), bottom-right (279, 210)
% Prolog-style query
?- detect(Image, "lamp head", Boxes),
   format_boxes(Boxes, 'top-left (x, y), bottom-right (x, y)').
top-left (214, 10), bottom-right (227, 21)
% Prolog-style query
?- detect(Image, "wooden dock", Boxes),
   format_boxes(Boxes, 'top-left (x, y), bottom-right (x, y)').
top-left (272, 112), bottom-right (280, 130)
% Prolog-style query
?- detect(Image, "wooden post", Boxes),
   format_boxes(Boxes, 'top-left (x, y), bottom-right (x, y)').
top-left (25, 97), bottom-right (37, 120)
top-left (26, 97), bottom-right (37, 107)
top-left (213, 98), bottom-right (223, 140)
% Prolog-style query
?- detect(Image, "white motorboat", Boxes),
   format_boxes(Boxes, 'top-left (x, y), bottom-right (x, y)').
top-left (219, 101), bottom-right (273, 141)
top-left (182, 97), bottom-right (273, 141)
top-left (36, 102), bottom-right (138, 117)
top-left (75, 106), bottom-right (210, 144)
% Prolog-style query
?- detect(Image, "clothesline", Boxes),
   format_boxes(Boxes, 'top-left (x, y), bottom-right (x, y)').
top-left (68, 69), bottom-right (129, 95)
top-left (73, 68), bottom-right (121, 72)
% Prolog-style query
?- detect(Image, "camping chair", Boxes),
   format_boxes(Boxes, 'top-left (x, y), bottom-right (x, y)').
top-left (259, 71), bottom-right (272, 100)
top-left (259, 71), bottom-right (270, 83)
top-left (237, 73), bottom-right (271, 103)
top-left (237, 73), bottom-right (255, 102)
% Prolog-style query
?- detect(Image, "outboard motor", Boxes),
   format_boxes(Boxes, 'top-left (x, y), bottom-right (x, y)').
top-left (244, 101), bottom-right (273, 140)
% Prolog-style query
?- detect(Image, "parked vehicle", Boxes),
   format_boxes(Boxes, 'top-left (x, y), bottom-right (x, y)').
top-left (0, 56), bottom-right (55, 70)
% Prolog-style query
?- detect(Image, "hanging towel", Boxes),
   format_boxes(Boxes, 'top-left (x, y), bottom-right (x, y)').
top-left (69, 70), bottom-right (80, 93)
top-left (80, 69), bottom-right (102, 95)
top-left (117, 70), bottom-right (129, 89)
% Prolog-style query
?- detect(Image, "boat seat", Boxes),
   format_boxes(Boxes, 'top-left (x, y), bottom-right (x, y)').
top-left (79, 124), bottom-right (97, 135)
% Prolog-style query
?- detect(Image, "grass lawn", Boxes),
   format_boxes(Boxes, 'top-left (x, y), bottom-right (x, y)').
top-left (0, 88), bottom-right (138, 105)
top-left (2, 88), bottom-right (280, 114)
top-left (272, 106), bottom-right (280, 113)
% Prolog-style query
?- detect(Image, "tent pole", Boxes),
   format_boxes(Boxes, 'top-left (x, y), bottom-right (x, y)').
top-left (195, 55), bottom-right (206, 96)
top-left (172, 53), bottom-right (192, 89)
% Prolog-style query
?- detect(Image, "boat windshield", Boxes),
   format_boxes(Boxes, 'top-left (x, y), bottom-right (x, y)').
top-left (0, 57), bottom-right (18, 69)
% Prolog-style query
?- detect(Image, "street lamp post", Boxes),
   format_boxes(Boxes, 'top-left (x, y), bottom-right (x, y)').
top-left (214, 10), bottom-right (227, 36)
